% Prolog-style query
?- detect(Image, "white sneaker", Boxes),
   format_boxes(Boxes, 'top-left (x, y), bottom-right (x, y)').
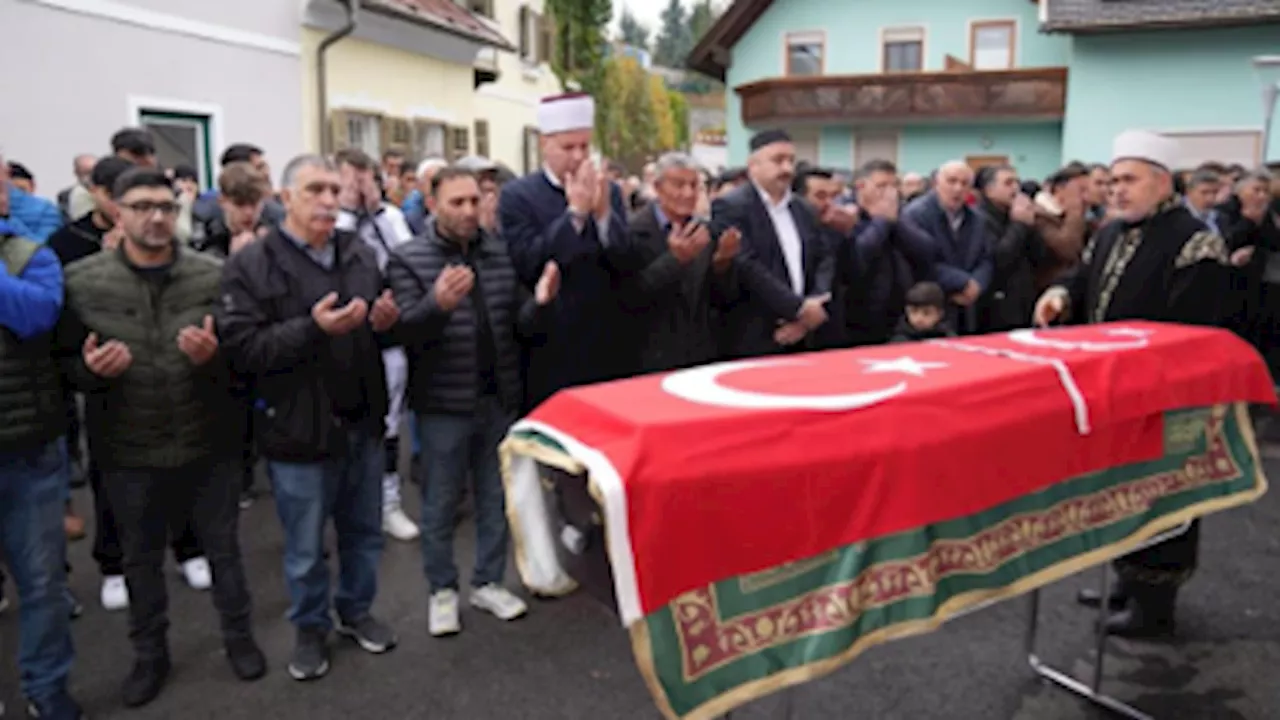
top-left (180, 557), bottom-right (212, 591)
top-left (382, 505), bottom-right (420, 542)
top-left (428, 589), bottom-right (461, 637)
top-left (101, 575), bottom-right (129, 611)
top-left (470, 584), bottom-right (528, 622)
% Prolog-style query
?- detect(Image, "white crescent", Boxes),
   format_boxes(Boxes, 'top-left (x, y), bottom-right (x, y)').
top-left (1007, 327), bottom-right (1152, 352)
top-left (661, 359), bottom-right (908, 411)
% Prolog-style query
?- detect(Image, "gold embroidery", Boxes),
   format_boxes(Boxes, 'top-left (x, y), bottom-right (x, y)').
top-left (1174, 230), bottom-right (1230, 269)
top-left (737, 549), bottom-right (844, 594)
top-left (1093, 227), bottom-right (1142, 323)
top-left (1080, 234), bottom-right (1098, 266)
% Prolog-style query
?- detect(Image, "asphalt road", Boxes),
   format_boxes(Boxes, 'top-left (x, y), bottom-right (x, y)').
top-left (3, 455), bottom-right (1279, 720)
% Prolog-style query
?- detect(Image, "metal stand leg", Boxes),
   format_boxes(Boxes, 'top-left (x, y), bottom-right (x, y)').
top-left (1026, 566), bottom-right (1154, 720)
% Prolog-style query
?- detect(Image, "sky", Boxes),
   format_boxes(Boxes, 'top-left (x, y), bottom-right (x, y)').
top-left (610, 0), bottom-right (668, 38)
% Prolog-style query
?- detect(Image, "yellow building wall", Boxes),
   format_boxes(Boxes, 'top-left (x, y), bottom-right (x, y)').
top-left (473, 0), bottom-right (561, 172)
top-left (300, 27), bottom-right (476, 153)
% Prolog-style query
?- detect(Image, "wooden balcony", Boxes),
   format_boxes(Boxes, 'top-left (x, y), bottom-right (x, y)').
top-left (736, 67), bottom-right (1068, 125)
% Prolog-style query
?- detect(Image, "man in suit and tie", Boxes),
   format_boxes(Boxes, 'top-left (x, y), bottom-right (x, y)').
top-left (710, 129), bottom-right (833, 358)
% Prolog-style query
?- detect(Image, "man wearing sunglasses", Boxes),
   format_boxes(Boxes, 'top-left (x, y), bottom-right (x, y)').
top-left (57, 167), bottom-right (265, 708)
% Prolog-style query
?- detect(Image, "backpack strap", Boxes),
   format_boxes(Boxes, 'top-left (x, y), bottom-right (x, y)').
top-left (0, 236), bottom-right (41, 278)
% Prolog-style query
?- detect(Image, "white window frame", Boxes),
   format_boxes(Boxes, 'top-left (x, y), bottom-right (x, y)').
top-left (879, 26), bottom-right (927, 73)
top-left (783, 30), bottom-right (825, 77)
top-left (968, 18), bottom-right (1018, 71)
top-left (127, 96), bottom-right (223, 188)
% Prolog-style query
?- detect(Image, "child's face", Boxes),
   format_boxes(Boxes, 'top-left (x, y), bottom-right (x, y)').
top-left (907, 305), bottom-right (942, 331)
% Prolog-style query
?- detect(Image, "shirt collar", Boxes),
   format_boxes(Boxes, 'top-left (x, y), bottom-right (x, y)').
top-left (543, 166), bottom-right (563, 189)
top-left (754, 183), bottom-right (791, 211)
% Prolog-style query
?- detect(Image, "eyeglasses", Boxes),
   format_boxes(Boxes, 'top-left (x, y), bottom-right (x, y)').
top-left (120, 201), bottom-right (180, 216)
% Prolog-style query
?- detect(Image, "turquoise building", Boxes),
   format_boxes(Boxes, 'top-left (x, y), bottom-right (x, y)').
top-left (688, 0), bottom-right (1280, 179)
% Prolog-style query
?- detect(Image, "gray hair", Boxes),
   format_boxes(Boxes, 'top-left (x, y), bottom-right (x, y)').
top-left (416, 156), bottom-right (448, 179)
top-left (1187, 168), bottom-right (1220, 189)
top-left (1237, 169), bottom-right (1274, 189)
top-left (653, 152), bottom-right (700, 180)
top-left (280, 154), bottom-right (334, 190)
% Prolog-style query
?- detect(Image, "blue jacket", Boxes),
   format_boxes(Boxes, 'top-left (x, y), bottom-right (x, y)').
top-left (0, 239), bottom-right (63, 340)
top-left (5, 187), bottom-right (62, 242)
top-left (901, 192), bottom-right (993, 295)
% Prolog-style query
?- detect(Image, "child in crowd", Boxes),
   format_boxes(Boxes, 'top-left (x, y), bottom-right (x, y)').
top-left (891, 282), bottom-right (956, 343)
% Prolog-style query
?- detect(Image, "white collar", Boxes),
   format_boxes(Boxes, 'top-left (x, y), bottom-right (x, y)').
top-left (754, 183), bottom-right (791, 211)
top-left (543, 166), bottom-right (563, 189)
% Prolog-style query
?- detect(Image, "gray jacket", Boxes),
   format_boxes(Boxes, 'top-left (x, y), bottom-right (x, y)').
top-left (387, 221), bottom-right (553, 414)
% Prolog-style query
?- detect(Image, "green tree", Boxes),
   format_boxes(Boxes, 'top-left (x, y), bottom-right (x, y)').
top-left (617, 7), bottom-right (649, 50)
top-left (544, 0), bottom-right (612, 98)
top-left (599, 55), bottom-right (656, 171)
top-left (652, 0), bottom-right (692, 68)
top-left (689, 0), bottom-right (716, 46)
top-left (667, 89), bottom-right (689, 149)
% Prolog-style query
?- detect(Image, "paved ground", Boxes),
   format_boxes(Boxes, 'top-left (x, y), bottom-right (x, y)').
top-left (3, 456), bottom-right (1280, 720)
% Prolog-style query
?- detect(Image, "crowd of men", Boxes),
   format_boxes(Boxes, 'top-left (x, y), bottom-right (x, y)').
top-left (1, 89), bottom-right (1279, 720)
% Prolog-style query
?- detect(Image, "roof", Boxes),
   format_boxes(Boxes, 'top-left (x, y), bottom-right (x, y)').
top-left (364, 0), bottom-right (515, 50)
top-left (1041, 0), bottom-right (1280, 32)
top-left (687, 0), bottom-right (773, 81)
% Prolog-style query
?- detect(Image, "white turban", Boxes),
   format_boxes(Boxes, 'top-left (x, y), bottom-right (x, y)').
top-left (1111, 130), bottom-right (1180, 172)
top-left (537, 93), bottom-right (594, 135)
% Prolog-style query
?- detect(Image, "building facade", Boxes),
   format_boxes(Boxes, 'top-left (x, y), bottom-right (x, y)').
top-left (5, 0), bottom-right (304, 193)
top-left (690, 0), bottom-right (1280, 178)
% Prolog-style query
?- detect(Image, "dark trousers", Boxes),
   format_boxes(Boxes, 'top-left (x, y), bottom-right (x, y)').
top-left (1114, 519), bottom-right (1199, 590)
top-left (102, 457), bottom-right (252, 660)
top-left (90, 456), bottom-right (201, 577)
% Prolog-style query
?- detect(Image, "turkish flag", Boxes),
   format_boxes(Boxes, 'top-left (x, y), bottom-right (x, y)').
top-left (520, 323), bottom-right (1274, 622)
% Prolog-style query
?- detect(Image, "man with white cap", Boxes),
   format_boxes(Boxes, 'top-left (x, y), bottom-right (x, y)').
top-left (1033, 129), bottom-right (1233, 638)
top-left (497, 92), bottom-right (630, 409)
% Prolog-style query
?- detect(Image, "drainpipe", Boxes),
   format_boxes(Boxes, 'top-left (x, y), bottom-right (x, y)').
top-left (317, 0), bottom-right (358, 154)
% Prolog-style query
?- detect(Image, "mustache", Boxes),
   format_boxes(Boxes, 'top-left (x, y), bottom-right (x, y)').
top-left (312, 208), bottom-right (339, 221)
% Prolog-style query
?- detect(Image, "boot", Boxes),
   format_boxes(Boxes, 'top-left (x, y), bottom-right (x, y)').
top-left (1104, 585), bottom-right (1177, 638)
top-left (122, 655), bottom-right (171, 708)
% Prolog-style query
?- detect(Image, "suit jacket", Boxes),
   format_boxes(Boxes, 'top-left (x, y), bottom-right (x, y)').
top-left (902, 192), bottom-right (994, 332)
top-left (615, 205), bottom-right (730, 373)
top-left (710, 183), bottom-right (833, 358)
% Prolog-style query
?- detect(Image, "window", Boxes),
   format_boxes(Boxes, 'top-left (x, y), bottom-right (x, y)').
top-left (382, 117), bottom-right (412, 155)
top-left (467, 0), bottom-right (493, 18)
top-left (522, 126), bottom-right (541, 174)
top-left (414, 120), bottom-right (447, 160)
top-left (138, 109), bottom-right (213, 188)
top-left (971, 21), bottom-right (1015, 70)
top-left (785, 32), bottom-right (824, 77)
top-left (449, 126), bottom-right (470, 162)
top-left (519, 5), bottom-right (545, 64)
top-left (345, 112), bottom-right (382, 157)
top-left (474, 119), bottom-right (490, 158)
top-left (882, 27), bottom-right (924, 72)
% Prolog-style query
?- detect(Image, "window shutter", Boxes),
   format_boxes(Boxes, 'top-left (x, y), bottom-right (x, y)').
top-left (518, 6), bottom-right (529, 59)
top-left (474, 119), bottom-right (490, 158)
top-left (449, 126), bottom-right (470, 162)
top-left (537, 12), bottom-right (552, 65)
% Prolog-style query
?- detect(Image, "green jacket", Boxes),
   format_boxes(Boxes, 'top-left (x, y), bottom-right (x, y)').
top-left (0, 235), bottom-right (65, 453)
top-left (60, 244), bottom-right (238, 470)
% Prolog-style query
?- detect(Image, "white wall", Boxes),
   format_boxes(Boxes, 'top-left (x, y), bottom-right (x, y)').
top-left (1, 0), bottom-right (303, 197)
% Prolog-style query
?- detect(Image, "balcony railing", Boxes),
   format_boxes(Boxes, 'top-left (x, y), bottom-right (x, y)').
top-left (736, 67), bottom-right (1068, 125)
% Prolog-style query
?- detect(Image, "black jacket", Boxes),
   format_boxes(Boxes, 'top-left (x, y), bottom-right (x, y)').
top-left (386, 221), bottom-right (550, 415)
top-left (216, 228), bottom-right (389, 462)
top-left (709, 183), bottom-right (834, 358)
top-left (889, 316), bottom-right (956, 344)
top-left (975, 197), bottom-right (1041, 332)
top-left (615, 205), bottom-right (732, 373)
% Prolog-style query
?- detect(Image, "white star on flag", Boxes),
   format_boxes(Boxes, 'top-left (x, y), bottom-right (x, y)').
top-left (860, 356), bottom-right (948, 377)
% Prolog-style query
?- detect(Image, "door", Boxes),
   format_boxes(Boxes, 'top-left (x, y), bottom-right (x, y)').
top-left (854, 130), bottom-right (900, 168)
top-left (790, 129), bottom-right (819, 165)
top-left (138, 109), bottom-right (213, 188)
top-left (965, 154), bottom-right (1008, 170)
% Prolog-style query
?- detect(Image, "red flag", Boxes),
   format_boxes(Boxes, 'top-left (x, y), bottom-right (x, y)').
top-left (516, 322), bottom-right (1274, 624)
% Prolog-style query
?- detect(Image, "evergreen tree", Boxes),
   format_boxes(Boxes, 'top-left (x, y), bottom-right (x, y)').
top-left (544, 0), bottom-right (612, 94)
top-left (689, 0), bottom-right (716, 45)
top-left (618, 7), bottom-right (650, 50)
top-left (652, 0), bottom-right (692, 69)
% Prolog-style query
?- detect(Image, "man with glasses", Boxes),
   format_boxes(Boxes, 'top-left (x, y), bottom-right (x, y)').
top-left (218, 154), bottom-right (400, 682)
top-left (58, 167), bottom-right (265, 707)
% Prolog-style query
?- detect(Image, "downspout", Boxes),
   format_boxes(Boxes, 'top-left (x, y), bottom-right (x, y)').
top-left (317, 0), bottom-right (358, 154)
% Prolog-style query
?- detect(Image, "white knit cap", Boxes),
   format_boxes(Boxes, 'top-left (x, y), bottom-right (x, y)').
top-left (1111, 130), bottom-right (1180, 171)
top-left (537, 93), bottom-right (595, 135)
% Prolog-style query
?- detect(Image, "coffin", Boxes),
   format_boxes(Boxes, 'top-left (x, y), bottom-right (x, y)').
top-left (500, 323), bottom-right (1274, 720)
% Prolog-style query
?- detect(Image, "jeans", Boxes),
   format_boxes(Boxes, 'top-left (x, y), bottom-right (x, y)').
top-left (103, 457), bottom-right (252, 660)
top-left (417, 396), bottom-right (514, 592)
top-left (0, 438), bottom-right (74, 705)
top-left (268, 429), bottom-right (383, 631)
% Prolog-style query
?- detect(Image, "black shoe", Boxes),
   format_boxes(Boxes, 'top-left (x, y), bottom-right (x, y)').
top-left (288, 627), bottom-right (330, 681)
top-left (336, 614), bottom-right (397, 654)
top-left (122, 656), bottom-right (171, 708)
top-left (1076, 587), bottom-right (1128, 610)
top-left (1104, 591), bottom-right (1177, 639)
top-left (25, 692), bottom-right (84, 719)
top-left (225, 635), bottom-right (267, 681)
